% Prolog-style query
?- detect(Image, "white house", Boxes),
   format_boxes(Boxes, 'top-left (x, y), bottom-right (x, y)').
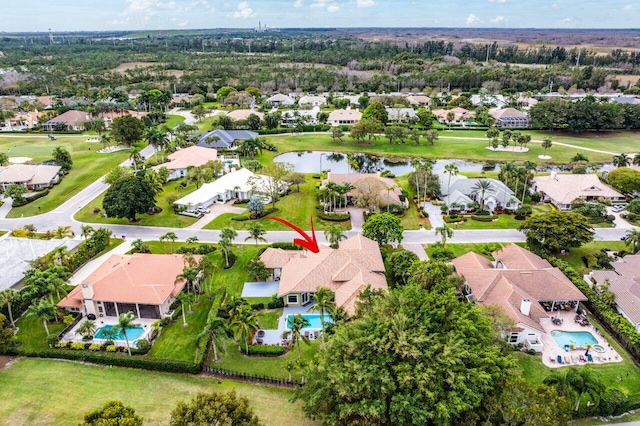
top-left (440, 175), bottom-right (521, 212)
top-left (0, 164), bottom-right (62, 191)
top-left (298, 95), bottom-right (327, 107)
top-left (173, 168), bottom-right (283, 210)
top-left (266, 93), bottom-right (295, 107)
top-left (280, 107), bottom-right (320, 127)
top-left (386, 107), bottom-right (417, 123)
top-left (489, 108), bottom-right (530, 128)
top-left (327, 109), bottom-right (362, 126)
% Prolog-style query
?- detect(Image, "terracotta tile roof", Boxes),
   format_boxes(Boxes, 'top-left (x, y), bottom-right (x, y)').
top-left (591, 255), bottom-right (640, 325)
top-left (452, 244), bottom-right (586, 329)
top-left (152, 146), bottom-right (219, 172)
top-left (45, 110), bottom-right (90, 125)
top-left (533, 174), bottom-right (624, 205)
top-left (327, 109), bottom-right (362, 122)
top-left (489, 107), bottom-right (528, 119)
top-left (322, 173), bottom-right (403, 206)
top-left (264, 235), bottom-right (387, 315)
top-left (58, 254), bottom-right (200, 307)
top-left (0, 164), bottom-right (61, 186)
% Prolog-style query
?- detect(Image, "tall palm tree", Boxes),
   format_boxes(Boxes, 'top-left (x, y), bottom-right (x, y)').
top-left (324, 225), bottom-right (347, 249)
top-left (613, 153), bottom-right (630, 168)
top-left (53, 226), bottom-right (74, 239)
top-left (145, 127), bottom-right (169, 163)
top-left (160, 231), bottom-right (178, 253)
top-left (444, 163), bottom-right (459, 197)
top-left (282, 314), bottom-right (311, 360)
top-left (307, 287), bottom-right (334, 347)
top-left (521, 160), bottom-right (537, 201)
top-left (114, 311), bottom-right (138, 356)
top-left (625, 229), bottom-right (640, 254)
top-left (229, 306), bottom-right (259, 355)
top-left (196, 314), bottom-right (229, 362)
top-left (27, 299), bottom-right (57, 336)
top-left (129, 147), bottom-right (143, 172)
top-left (245, 222), bottom-right (267, 245)
top-left (500, 162), bottom-right (515, 205)
top-left (471, 179), bottom-right (495, 212)
top-left (435, 225), bottom-right (454, 246)
top-left (176, 292), bottom-right (196, 326)
top-left (80, 225), bottom-right (94, 240)
top-left (0, 289), bottom-right (19, 329)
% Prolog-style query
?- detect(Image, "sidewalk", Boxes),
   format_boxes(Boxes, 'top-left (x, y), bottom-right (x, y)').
top-left (0, 197), bottom-right (12, 219)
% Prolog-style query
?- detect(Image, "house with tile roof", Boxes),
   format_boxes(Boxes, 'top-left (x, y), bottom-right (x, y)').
top-left (266, 93), bottom-right (295, 107)
top-left (452, 244), bottom-right (587, 351)
top-left (432, 107), bottom-right (473, 125)
top-left (259, 235), bottom-right (387, 315)
top-left (587, 254), bottom-right (640, 332)
top-left (532, 172), bottom-right (625, 210)
top-left (42, 110), bottom-right (91, 131)
top-left (58, 254), bottom-right (200, 319)
top-left (321, 172), bottom-right (405, 211)
top-left (439, 175), bottom-right (521, 212)
top-left (298, 95), bottom-right (327, 107)
top-left (407, 95), bottom-right (431, 106)
top-left (327, 109), bottom-right (362, 126)
top-left (195, 129), bottom-right (258, 150)
top-left (0, 164), bottom-right (62, 191)
top-left (489, 107), bottom-right (530, 128)
top-left (152, 146), bottom-right (221, 181)
top-left (226, 110), bottom-right (265, 121)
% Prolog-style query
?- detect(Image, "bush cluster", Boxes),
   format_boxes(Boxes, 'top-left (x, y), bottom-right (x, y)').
top-left (317, 212), bottom-right (350, 222)
top-left (247, 345), bottom-right (285, 356)
top-left (12, 189), bottom-right (50, 207)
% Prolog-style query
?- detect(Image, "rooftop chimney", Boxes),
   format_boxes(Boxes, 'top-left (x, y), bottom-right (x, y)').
top-left (81, 283), bottom-right (94, 299)
top-left (520, 299), bottom-right (531, 316)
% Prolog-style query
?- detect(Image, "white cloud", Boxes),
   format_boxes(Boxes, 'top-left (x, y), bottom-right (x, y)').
top-left (293, 0), bottom-right (304, 7)
top-left (623, 4), bottom-right (633, 10)
top-left (466, 13), bottom-right (481, 24)
top-left (562, 17), bottom-right (575, 23)
top-left (551, 3), bottom-right (560, 9)
top-left (122, 0), bottom-right (176, 17)
top-left (178, 20), bottom-right (189, 27)
top-left (311, 0), bottom-right (333, 8)
top-left (491, 16), bottom-right (506, 23)
top-left (488, 0), bottom-right (508, 3)
top-left (327, 4), bottom-right (340, 12)
top-left (356, 0), bottom-right (375, 7)
top-left (233, 1), bottom-right (256, 18)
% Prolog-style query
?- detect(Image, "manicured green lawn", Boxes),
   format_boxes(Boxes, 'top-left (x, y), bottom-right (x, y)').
top-left (424, 242), bottom-right (509, 259)
top-left (1, 136), bottom-right (129, 217)
top-left (452, 213), bottom-right (525, 230)
top-left (395, 175), bottom-right (431, 230)
top-left (165, 114), bottom-right (185, 128)
top-left (204, 176), bottom-right (351, 231)
top-left (74, 179), bottom-right (198, 228)
top-left (255, 309), bottom-right (282, 329)
top-left (0, 358), bottom-right (315, 426)
top-left (149, 297), bottom-right (214, 363)
top-left (214, 338), bottom-right (319, 381)
top-left (14, 308), bottom-right (66, 352)
top-left (551, 241), bottom-right (628, 275)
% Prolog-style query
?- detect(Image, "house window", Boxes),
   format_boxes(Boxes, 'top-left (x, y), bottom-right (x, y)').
top-left (287, 294), bottom-right (298, 304)
top-left (509, 333), bottom-right (519, 343)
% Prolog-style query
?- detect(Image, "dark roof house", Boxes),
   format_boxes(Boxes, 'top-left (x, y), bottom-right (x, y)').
top-left (195, 129), bottom-right (258, 150)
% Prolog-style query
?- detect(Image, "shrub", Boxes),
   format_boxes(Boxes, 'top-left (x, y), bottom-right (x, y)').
top-left (70, 342), bottom-right (86, 350)
top-left (159, 317), bottom-right (171, 327)
top-left (515, 205), bottom-right (533, 220)
top-left (250, 303), bottom-right (265, 311)
top-left (317, 212), bottom-right (350, 222)
top-left (55, 341), bottom-right (69, 348)
top-left (106, 345), bottom-right (117, 352)
top-left (223, 251), bottom-right (237, 269)
top-left (270, 242), bottom-right (303, 250)
top-left (136, 340), bottom-right (151, 352)
top-left (530, 192), bottom-right (542, 203)
top-left (267, 295), bottom-right (284, 309)
top-left (46, 334), bottom-right (60, 347)
top-left (247, 345), bottom-right (285, 356)
top-left (444, 216), bottom-right (467, 224)
top-left (627, 199), bottom-right (640, 215)
top-left (89, 343), bottom-right (102, 351)
top-left (471, 215), bottom-right (497, 222)
top-left (430, 246), bottom-right (455, 261)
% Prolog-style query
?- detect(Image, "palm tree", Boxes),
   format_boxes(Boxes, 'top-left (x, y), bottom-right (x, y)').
top-left (50, 245), bottom-right (71, 267)
top-left (0, 289), bottom-right (19, 329)
top-left (196, 314), bottom-right (229, 362)
top-left (443, 163), bottom-right (459, 197)
top-left (98, 326), bottom-right (120, 345)
top-left (571, 153), bottom-right (589, 164)
top-left (625, 229), bottom-right (640, 254)
top-left (613, 153), bottom-right (630, 168)
top-left (27, 299), bottom-right (57, 336)
top-left (245, 222), bottom-right (267, 245)
top-left (160, 231), bottom-right (178, 253)
top-left (219, 228), bottom-right (238, 267)
top-left (282, 314), bottom-right (311, 360)
top-left (53, 225), bottom-right (74, 239)
top-left (324, 225), bottom-right (347, 249)
top-left (229, 306), bottom-right (259, 355)
top-left (633, 153), bottom-right (640, 166)
top-left (307, 287), bottom-right (334, 347)
top-left (176, 292), bottom-right (195, 326)
top-left (541, 137), bottom-right (553, 157)
top-left (486, 127), bottom-right (500, 148)
top-left (218, 238), bottom-right (232, 268)
top-left (521, 160), bottom-right (537, 201)
top-left (76, 320), bottom-right (97, 340)
top-left (129, 147), bottom-right (143, 172)
top-left (80, 225), bottom-right (94, 240)
top-left (471, 179), bottom-right (495, 212)
top-left (114, 311), bottom-right (138, 356)
top-left (435, 225), bottom-right (454, 246)
top-left (145, 127), bottom-right (169, 163)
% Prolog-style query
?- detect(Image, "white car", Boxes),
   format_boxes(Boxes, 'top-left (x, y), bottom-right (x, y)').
top-left (612, 205), bottom-right (625, 213)
top-left (196, 206), bottom-right (211, 214)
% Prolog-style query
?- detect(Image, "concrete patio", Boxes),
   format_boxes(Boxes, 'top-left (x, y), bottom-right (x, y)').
top-left (253, 305), bottom-right (325, 346)
top-left (538, 310), bottom-right (621, 368)
top-left (61, 316), bottom-right (156, 347)
top-left (241, 281), bottom-right (279, 298)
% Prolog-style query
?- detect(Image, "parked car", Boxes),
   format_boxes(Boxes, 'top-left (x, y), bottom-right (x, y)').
top-left (612, 204), bottom-right (626, 213)
top-left (196, 206), bottom-right (210, 214)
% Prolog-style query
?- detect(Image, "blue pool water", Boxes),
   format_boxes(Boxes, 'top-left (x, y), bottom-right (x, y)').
top-left (94, 325), bottom-right (145, 341)
top-left (286, 314), bottom-right (333, 330)
top-left (551, 330), bottom-right (598, 348)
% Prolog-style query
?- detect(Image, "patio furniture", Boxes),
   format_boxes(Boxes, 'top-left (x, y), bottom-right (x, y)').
top-left (564, 344), bottom-right (570, 352)
top-left (550, 356), bottom-right (556, 363)
top-left (565, 356), bottom-right (571, 364)
top-left (579, 355), bottom-right (586, 362)
top-left (257, 330), bottom-right (265, 338)
top-left (557, 355), bottom-right (563, 364)
top-left (256, 338), bottom-right (263, 344)
top-left (587, 354), bottom-right (593, 362)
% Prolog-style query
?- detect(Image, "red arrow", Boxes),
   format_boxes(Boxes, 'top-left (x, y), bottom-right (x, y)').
top-left (266, 216), bottom-right (320, 253)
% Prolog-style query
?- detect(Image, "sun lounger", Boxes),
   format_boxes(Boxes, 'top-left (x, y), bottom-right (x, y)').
top-left (572, 355), bottom-right (577, 363)
top-left (564, 344), bottom-right (570, 352)
top-left (557, 355), bottom-right (563, 364)
top-left (579, 355), bottom-right (586, 362)
top-left (587, 354), bottom-right (593, 362)
top-left (565, 356), bottom-right (571, 364)
top-left (550, 356), bottom-right (556, 363)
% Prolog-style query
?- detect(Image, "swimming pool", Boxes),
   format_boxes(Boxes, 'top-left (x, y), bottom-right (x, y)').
top-left (551, 330), bottom-right (598, 348)
top-left (286, 314), bottom-right (333, 330)
top-left (94, 325), bottom-right (145, 341)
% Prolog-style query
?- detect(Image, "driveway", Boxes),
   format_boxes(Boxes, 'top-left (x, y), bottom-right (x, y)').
top-left (421, 202), bottom-right (444, 228)
top-left (188, 202), bottom-right (246, 230)
top-left (347, 207), bottom-right (365, 231)
top-left (403, 243), bottom-right (429, 260)
top-left (607, 206), bottom-right (634, 230)
top-left (0, 197), bottom-right (12, 219)
top-left (241, 281), bottom-right (279, 298)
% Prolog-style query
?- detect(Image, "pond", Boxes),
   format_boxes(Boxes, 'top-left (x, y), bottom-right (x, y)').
top-left (274, 151), bottom-right (497, 176)
top-left (274, 151), bottom-right (614, 176)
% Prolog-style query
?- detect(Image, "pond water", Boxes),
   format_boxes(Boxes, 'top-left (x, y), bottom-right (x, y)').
top-left (274, 151), bottom-right (614, 176)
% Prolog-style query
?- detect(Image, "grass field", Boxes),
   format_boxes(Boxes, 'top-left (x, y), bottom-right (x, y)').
top-left (395, 175), bottom-right (431, 230)
top-left (261, 129), bottom-right (640, 165)
top-left (165, 114), bottom-right (186, 128)
top-left (74, 179), bottom-right (198, 228)
top-left (0, 358), bottom-right (315, 426)
top-left (0, 135), bottom-right (129, 217)
top-left (204, 176), bottom-right (351, 232)
top-left (554, 240), bottom-right (628, 274)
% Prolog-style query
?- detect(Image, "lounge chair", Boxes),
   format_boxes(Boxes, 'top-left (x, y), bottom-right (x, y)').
top-left (564, 344), bottom-right (570, 352)
top-left (550, 356), bottom-right (556, 363)
top-left (587, 354), bottom-right (593, 362)
top-left (579, 355), bottom-right (586, 362)
top-left (557, 355), bottom-right (563, 364)
top-left (565, 356), bottom-right (571, 364)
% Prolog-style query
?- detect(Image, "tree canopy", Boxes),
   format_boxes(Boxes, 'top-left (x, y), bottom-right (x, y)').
top-left (109, 116), bottom-right (145, 146)
top-left (362, 212), bottom-right (404, 246)
top-left (81, 400), bottom-right (143, 426)
top-left (170, 390), bottom-right (262, 426)
top-left (103, 175), bottom-right (156, 221)
top-left (518, 211), bottom-right (594, 254)
top-left (606, 167), bottom-right (640, 194)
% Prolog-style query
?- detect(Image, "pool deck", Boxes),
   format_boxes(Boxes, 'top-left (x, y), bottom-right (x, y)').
top-left (253, 305), bottom-right (325, 346)
top-left (539, 310), bottom-right (621, 368)
top-left (61, 316), bottom-right (156, 347)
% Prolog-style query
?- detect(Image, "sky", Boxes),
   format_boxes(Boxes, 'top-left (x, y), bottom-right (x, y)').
top-left (2, 0), bottom-right (639, 32)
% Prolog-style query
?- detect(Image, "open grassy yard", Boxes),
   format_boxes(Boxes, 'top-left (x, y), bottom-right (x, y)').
top-left (395, 175), bottom-right (431, 230)
top-left (74, 179), bottom-right (198, 228)
top-left (14, 311), bottom-right (66, 352)
top-left (451, 213), bottom-right (525, 230)
top-left (552, 240), bottom-right (628, 275)
top-left (0, 358), bottom-right (314, 426)
top-left (165, 114), bottom-right (186, 128)
top-left (261, 129), bottom-right (639, 165)
top-left (0, 135), bottom-right (129, 217)
top-left (204, 175), bottom-right (351, 232)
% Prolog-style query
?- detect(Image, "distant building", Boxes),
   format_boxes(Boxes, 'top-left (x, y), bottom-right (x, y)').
top-left (226, 110), bottom-right (264, 121)
top-left (298, 95), bottom-right (327, 107)
top-left (489, 108), bottom-right (529, 128)
top-left (0, 164), bottom-right (62, 191)
top-left (265, 93), bottom-right (295, 107)
top-left (432, 107), bottom-right (472, 125)
top-left (386, 107), bottom-right (417, 123)
top-left (440, 175), bottom-right (521, 212)
top-left (327, 109), bottom-right (362, 126)
top-left (407, 95), bottom-right (431, 106)
top-left (532, 172), bottom-right (625, 210)
top-left (152, 146), bottom-right (221, 181)
top-left (42, 110), bottom-right (91, 131)
top-left (195, 129), bottom-right (258, 150)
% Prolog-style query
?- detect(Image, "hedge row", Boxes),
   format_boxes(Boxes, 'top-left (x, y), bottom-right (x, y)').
top-left (317, 212), bottom-right (350, 222)
top-left (12, 189), bottom-right (50, 207)
top-left (7, 348), bottom-right (200, 374)
top-left (247, 345), bottom-right (285, 356)
top-left (470, 215), bottom-right (497, 222)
